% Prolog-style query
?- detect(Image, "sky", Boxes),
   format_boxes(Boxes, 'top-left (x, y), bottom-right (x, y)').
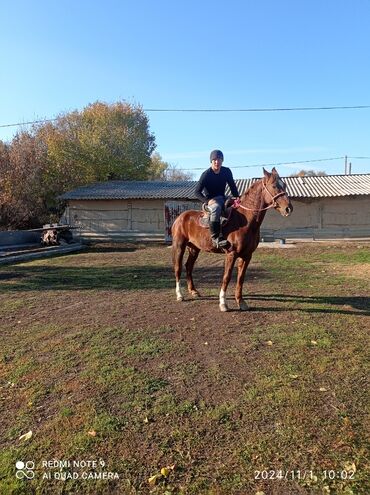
top-left (1, 0), bottom-right (370, 179)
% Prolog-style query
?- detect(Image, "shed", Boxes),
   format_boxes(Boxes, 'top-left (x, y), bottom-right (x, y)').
top-left (60, 174), bottom-right (370, 241)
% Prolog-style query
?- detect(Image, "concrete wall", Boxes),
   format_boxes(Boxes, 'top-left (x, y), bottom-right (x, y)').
top-left (64, 196), bottom-right (370, 240)
top-left (0, 230), bottom-right (40, 247)
top-left (263, 196), bottom-right (370, 237)
top-left (64, 199), bottom-right (165, 239)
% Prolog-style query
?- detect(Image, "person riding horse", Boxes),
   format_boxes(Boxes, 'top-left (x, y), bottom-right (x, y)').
top-left (195, 149), bottom-right (240, 249)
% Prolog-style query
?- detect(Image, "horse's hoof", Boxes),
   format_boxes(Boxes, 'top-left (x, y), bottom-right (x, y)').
top-left (177, 296), bottom-right (184, 302)
top-left (190, 290), bottom-right (200, 298)
top-left (238, 301), bottom-right (249, 311)
top-left (219, 304), bottom-right (229, 312)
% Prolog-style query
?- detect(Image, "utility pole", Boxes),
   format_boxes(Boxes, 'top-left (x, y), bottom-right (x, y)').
top-left (344, 155), bottom-right (348, 174)
top-left (348, 162), bottom-right (352, 174)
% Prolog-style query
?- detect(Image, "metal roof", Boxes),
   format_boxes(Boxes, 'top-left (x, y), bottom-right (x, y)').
top-left (61, 174), bottom-right (370, 201)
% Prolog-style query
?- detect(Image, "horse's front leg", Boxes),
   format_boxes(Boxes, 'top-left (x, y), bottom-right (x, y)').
top-left (172, 240), bottom-right (187, 301)
top-left (235, 255), bottom-right (252, 311)
top-left (185, 245), bottom-right (201, 297)
top-left (219, 252), bottom-right (237, 312)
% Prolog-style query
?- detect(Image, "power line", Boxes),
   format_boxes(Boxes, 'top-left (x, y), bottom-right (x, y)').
top-left (145, 105), bottom-right (370, 112)
top-left (184, 157), bottom-right (346, 171)
top-left (0, 119), bottom-right (57, 129)
top-left (1, 104), bottom-right (370, 129)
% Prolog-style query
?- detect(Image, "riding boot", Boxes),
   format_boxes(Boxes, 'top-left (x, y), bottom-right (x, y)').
top-left (209, 222), bottom-right (230, 249)
top-left (209, 221), bottom-right (220, 247)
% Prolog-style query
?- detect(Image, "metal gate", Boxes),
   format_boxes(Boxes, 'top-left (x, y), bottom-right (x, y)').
top-left (164, 201), bottom-right (200, 242)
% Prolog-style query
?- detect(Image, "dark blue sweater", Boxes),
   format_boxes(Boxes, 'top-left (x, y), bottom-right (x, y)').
top-left (195, 166), bottom-right (239, 202)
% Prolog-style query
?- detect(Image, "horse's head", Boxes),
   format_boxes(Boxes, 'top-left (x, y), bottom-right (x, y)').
top-left (262, 167), bottom-right (293, 217)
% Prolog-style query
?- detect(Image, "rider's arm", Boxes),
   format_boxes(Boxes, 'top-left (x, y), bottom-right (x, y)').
top-left (227, 169), bottom-right (240, 198)
top-left (195, 171), bottom-right (208, 203)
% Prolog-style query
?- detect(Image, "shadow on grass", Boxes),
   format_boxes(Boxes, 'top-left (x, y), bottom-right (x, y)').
top-left (192, 293), bottom-right (369, 316)
top-left (0, 265), bottom-right (267, 292)
top-left (88, 245), bottom-right (140, 254)
top-left (247, 293), bottom-right (370, 316)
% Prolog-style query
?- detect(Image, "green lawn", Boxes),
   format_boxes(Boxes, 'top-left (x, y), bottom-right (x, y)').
top-left (0, 242), bottom-right (369, 494)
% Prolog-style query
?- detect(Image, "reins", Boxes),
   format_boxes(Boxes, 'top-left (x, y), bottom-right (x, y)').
top-left (232, 180), bottom-right (286, 213)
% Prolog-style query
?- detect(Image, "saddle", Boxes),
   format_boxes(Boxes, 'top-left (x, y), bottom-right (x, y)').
top-left (199, 197), bottom-right (235, 229)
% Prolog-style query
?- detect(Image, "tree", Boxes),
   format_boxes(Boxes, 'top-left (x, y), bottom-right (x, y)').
top-left (163, 164), bottom-right (194, 181)
top-left (39, 101), bottom-right (156, 185)
top-left (290, 169), bottom-right (327, 177)
top-left (0, 101), bottom-right (159, 229)
top-left (147, 152), bottom-right (169, 180)
top-left (0, 133), bottom-right (49, 229)
top-left (148, 152), bottom-right (194, 181)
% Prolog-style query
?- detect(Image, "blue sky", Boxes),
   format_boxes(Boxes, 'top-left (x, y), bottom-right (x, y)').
top-left (1, 0), bottom-right (369, 179)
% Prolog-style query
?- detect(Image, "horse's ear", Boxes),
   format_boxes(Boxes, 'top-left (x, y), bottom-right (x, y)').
top-left (263, 168), bottom-right (271, 179)
top-left (271, 167), bottom-right (278, 176)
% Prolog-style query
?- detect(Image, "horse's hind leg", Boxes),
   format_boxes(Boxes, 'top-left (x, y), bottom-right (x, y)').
top-left (172, 239), bottom-right (187, 301)
top-left (185, 245), bottom-right (200, 297)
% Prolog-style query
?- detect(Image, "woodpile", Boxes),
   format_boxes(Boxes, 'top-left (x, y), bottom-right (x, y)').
top-left (41, 225), bottom-right (74, 246)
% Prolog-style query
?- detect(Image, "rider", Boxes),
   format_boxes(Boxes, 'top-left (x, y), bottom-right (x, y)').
top-left (195, 149), bottom-right (240, 249)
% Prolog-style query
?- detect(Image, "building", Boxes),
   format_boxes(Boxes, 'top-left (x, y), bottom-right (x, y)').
top-left (60, 174), bottom-right (370, 241)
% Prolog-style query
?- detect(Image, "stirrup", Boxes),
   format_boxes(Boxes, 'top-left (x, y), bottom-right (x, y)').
top-left (212, 237), bottom-right (230, 249)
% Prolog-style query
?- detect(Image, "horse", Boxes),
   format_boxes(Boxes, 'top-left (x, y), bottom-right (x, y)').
top-left (171, 167), bottom-right (293, 311)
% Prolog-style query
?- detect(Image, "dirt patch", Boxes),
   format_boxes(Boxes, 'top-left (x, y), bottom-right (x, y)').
top-left (0, 242), bottom-right (369, 494)
top-left (333, 262), bottom-right (370, 280)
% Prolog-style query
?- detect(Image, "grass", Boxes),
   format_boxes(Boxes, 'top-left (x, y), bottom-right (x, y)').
top-left (0, 241), bottom-right (369, 494)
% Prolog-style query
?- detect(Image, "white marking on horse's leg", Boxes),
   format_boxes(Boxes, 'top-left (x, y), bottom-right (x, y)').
top-left (176, 281), bottom-right (184, 301)
top-left (219, 288), bottom-right (228, 312)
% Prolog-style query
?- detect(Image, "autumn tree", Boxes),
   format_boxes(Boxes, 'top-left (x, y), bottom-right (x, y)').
top-left (290, 169), bottom-right (327, 177)
top-left (0, 101), bottom-right (158, 229)
top-left (148, 152), bottom-right (194, 181)
top-left (148, 152), bottom-right (169, 179)
top-left (0, 133), bottom-right (49, 229)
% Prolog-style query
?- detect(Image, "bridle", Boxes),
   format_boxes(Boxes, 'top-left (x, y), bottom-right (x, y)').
top-left (233, 179), bottom-right (288, 212)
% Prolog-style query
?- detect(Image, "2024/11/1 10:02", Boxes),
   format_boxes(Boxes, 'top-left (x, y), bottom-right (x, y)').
top-left (254, 470), bottom-right (356, 481)
top-left (322, 470), bottom-right (355, 480)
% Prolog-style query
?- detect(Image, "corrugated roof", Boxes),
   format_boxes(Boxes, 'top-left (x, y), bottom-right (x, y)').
top-left (60, 174), bottom-right (370, 201)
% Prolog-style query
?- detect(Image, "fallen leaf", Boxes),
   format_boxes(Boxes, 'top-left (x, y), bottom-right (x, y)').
top-left (204, 341), bottom-right (209, 345)
top-left (343, 461), bottom-right (356, 472)
top-left (148, 473), bottom-right (161, 485)
top-left (319, 387), bottom-right (327, 392)
top-left (255, 491), bottom-right (265, 495)
top-left (143, 416), bottom-right (149, 423)
top-left (311, 340), bottom-right (318, 345)
top-left (161, 467), bottom-right (170, 477)
top-left (266, 340), bottom-right (273, 346)
top-left (19, 430), bottom-right (32, 441)
top-left (88, 430), bottom-right (97, 436)
top-left (289, 374), bottom-right (299, 379)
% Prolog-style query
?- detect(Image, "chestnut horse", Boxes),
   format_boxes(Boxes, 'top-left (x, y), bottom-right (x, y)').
top-left (171, 167), bottom-right (293, 311)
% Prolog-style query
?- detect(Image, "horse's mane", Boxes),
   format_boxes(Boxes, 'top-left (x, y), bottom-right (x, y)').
top-left (240, 178), bottom-right (263, 207)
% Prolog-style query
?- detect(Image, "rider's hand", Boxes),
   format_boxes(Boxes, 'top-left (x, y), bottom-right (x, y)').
top-left (208, 199), bottom-right (216, 206)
